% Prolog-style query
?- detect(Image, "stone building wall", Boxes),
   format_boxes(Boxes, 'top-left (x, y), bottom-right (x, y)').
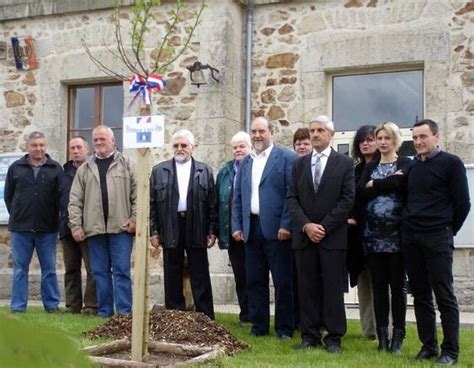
top-left (0, 0), bottom-right (473, 309)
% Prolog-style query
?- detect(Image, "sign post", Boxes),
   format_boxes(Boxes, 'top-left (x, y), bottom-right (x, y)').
top-left (124, 114), bottom-right (164, 362)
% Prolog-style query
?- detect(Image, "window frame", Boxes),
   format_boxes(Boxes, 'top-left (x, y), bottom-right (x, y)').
top-left (67, 81), bottom-right (124, 155)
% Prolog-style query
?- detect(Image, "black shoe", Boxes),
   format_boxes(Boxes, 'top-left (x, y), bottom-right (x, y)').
top-left (436, 355), bottom-right (457, 365)
top-left (415, 348), bottom-right (438, 361)
top-left (250, 331), bottom-right (268, 337)
top-left (376, 327), bottom-right (390, 352)
top-left (326, 345), bottom-right (342, 354)
top-left (390, 328), bottom-right (405, 355)
top-left (293, 340), bottom-right (319, 350)
top-left (278, 334), bottom-right (292, 340)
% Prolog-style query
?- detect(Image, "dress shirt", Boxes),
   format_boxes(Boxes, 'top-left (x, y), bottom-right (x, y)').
top-left (250, 143), bottom-right (274, 215)
top-left (176, 159), bottom-right (192, 212)
top-left (311, 146), bottom-right (331, 179)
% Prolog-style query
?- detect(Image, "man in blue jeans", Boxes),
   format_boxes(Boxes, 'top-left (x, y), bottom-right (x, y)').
top-left (69, 125), bottom-right (137, 317)
top-left (4, 131), bottom-right (62, 313)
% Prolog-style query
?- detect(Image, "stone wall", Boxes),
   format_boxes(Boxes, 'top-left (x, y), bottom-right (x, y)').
top-left (0, 0), bottom-right (473, 309)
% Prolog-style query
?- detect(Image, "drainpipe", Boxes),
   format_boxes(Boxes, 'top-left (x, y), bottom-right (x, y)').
top-left (244, 0), bottom-right (254, 132)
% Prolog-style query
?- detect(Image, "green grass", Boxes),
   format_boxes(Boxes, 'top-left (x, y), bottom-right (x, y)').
top-left (1, 307), bottom-right (473, 367)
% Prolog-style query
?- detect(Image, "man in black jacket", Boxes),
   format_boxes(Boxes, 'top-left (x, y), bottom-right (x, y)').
top-left (402, 119), bottom-right (470, 365)
top-left (59, 136), bottom-right (97, 315)
top-left (4, 131), bottom-right (62, 313)
top-left (149, 129), bottom-right (217, 319)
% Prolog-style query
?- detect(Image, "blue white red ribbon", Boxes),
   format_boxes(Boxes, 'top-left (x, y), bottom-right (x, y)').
top-left (128, 73), bottom-right (167, 108)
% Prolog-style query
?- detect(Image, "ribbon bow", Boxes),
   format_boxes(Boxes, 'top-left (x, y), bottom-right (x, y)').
top-left (128, 73), bottom-right (167, 108)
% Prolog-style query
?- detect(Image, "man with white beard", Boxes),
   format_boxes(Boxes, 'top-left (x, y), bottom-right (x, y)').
top-left (149, 129), bottom-right (218, 319)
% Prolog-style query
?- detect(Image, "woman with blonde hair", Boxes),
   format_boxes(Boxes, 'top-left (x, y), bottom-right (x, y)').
top-left (357, 121), bottom-right (413, 354)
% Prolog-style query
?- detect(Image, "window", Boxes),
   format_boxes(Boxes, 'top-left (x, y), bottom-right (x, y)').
top-left (68, 83), bottom-right (124, 151)
top-left (331, 69), bottom-right (422, 157)
top-left (332, 70), bottom-right (423, 131)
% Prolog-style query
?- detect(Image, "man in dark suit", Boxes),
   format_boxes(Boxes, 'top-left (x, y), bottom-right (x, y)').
top-left (287, 115), bottom-right (355, 354)
top-left (232, 117), bottom-right (297, 339)
top-left (150, 129), bottom-right (218, 320)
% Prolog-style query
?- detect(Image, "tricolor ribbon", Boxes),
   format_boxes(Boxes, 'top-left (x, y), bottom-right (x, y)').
top-left (128, 73), bottom-right (167, 108)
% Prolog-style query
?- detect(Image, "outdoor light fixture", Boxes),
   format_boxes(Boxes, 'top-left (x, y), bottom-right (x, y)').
top-left (186, 61), bottom-right (220, 88)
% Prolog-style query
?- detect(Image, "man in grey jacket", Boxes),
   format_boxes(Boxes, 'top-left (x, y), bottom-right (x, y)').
top-left (150, 129), bottom-right (217, 319)
top-left (69, 125), bottom-right (137, 317)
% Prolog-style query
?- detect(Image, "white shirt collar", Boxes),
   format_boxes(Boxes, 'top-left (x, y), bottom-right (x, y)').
top-left (313, 145), bottom-right (331, 158)
top-left (251, 143), bottom-right (274, 159)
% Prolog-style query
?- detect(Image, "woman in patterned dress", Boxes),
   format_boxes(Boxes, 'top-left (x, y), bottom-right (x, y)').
top-left (357, 122), bottom-right (414, 354)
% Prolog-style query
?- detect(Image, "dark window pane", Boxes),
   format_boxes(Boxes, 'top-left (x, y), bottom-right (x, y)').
top-left (72, 87), bottom-right (95, 129)
top-left (337, 143), bottom-right (349, 155)
top-left (333, 70), bottom-right (423, 131)
top-left (399, 140), bottom-right (416, 157)
top-left (103, 85), bottom-right (124, 128)
top-left (69, 130), bottom-right (92, 147)
top-left (112, 128), bottom-right (123, 152)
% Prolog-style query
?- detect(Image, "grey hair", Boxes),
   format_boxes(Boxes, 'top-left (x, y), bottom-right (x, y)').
top-left (310, 115), bottom-right (335, 131)
top-left (230, 131), bottom-right (251, 147)
top-left (93, 125), bottom-right (115, 138)
top-left (27, 131), bottom-right (45, 141)
top-left (172, 129), bottom-right (195, 146)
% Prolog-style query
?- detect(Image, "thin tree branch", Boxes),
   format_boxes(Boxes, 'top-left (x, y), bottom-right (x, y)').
top-left (81, 39), bottom-right (129, 81)
top-left (114, 5), bottom-right (143, 76)
top-left (151, 1), bottom-right (182, 73)
top-left (152, 2), bottom-right (205, 74)
top-left (132, 2), bottom-right (152, 77)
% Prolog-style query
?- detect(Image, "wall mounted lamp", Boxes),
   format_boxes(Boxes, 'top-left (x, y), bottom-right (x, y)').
top-left (186, 61), bottom-right (220, 88)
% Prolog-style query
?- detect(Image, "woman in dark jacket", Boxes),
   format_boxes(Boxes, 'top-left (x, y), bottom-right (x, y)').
top-left (347, 125), bottom-right (379, 340)
top-left (357, 121), bottom-right (413, 354)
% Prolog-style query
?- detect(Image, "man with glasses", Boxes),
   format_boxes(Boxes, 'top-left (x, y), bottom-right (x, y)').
top-left (150, 129), bottom-right (218, 319)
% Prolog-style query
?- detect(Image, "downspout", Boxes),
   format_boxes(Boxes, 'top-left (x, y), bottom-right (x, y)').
top-left (244, 0), bottom-right (254, 132)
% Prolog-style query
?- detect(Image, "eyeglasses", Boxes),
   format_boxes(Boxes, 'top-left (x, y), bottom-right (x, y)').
top-left (173, 143), bottom-right (189, 149)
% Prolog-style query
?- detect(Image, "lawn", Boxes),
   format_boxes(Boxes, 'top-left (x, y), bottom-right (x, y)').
top-left (1, 307), bottom-right (473, 367)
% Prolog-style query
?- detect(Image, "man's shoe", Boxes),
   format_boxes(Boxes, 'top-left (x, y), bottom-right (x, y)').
top-left (415, 348), bottom-right (438, 361)
top-left (250, 331), bottom-right (268, 337)
top-left (436, 355), bottom-right (457, 365)
top-left (65, 307), bottom-right (81, 314)
top-left (45, 307), bottom-right (60, 314)
top-left (293, 340), bottom-right (319, 350)
top-left (278, 334), bottom-right (292, 340)
top-left (11, 309), bottom-right (25, 314)
top-left (326, 345), bottom-right (342, 354)
top-left (82, 308), bottom-right (98, 316)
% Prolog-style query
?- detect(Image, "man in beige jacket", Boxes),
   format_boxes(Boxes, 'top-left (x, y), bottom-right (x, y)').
top-left (69, 125), bottom-right (137, 317)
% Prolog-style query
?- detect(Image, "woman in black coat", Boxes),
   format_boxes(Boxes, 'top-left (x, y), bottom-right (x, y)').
top-left (347, 125), bottom-right (379, 340)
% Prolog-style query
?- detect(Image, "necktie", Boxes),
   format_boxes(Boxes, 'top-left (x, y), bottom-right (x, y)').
top-left (313, 153), bottom-right (322, 192)
top-left (233, 161), bottom-right (240, 189)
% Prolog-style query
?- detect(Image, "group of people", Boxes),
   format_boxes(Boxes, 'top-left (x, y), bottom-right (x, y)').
top-left (4, 115), bottom-right (470, 365)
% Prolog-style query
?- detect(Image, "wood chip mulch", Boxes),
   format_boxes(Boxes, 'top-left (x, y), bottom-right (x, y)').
top-left (83, 309), bottom-right (249, 355)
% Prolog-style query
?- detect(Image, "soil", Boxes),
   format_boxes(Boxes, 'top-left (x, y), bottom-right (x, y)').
top-left (84, 309), bottom-right (248, 355)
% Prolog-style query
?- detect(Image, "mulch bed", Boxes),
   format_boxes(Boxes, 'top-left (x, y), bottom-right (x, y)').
top-left (84, 309), bottom-right (248, 355)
